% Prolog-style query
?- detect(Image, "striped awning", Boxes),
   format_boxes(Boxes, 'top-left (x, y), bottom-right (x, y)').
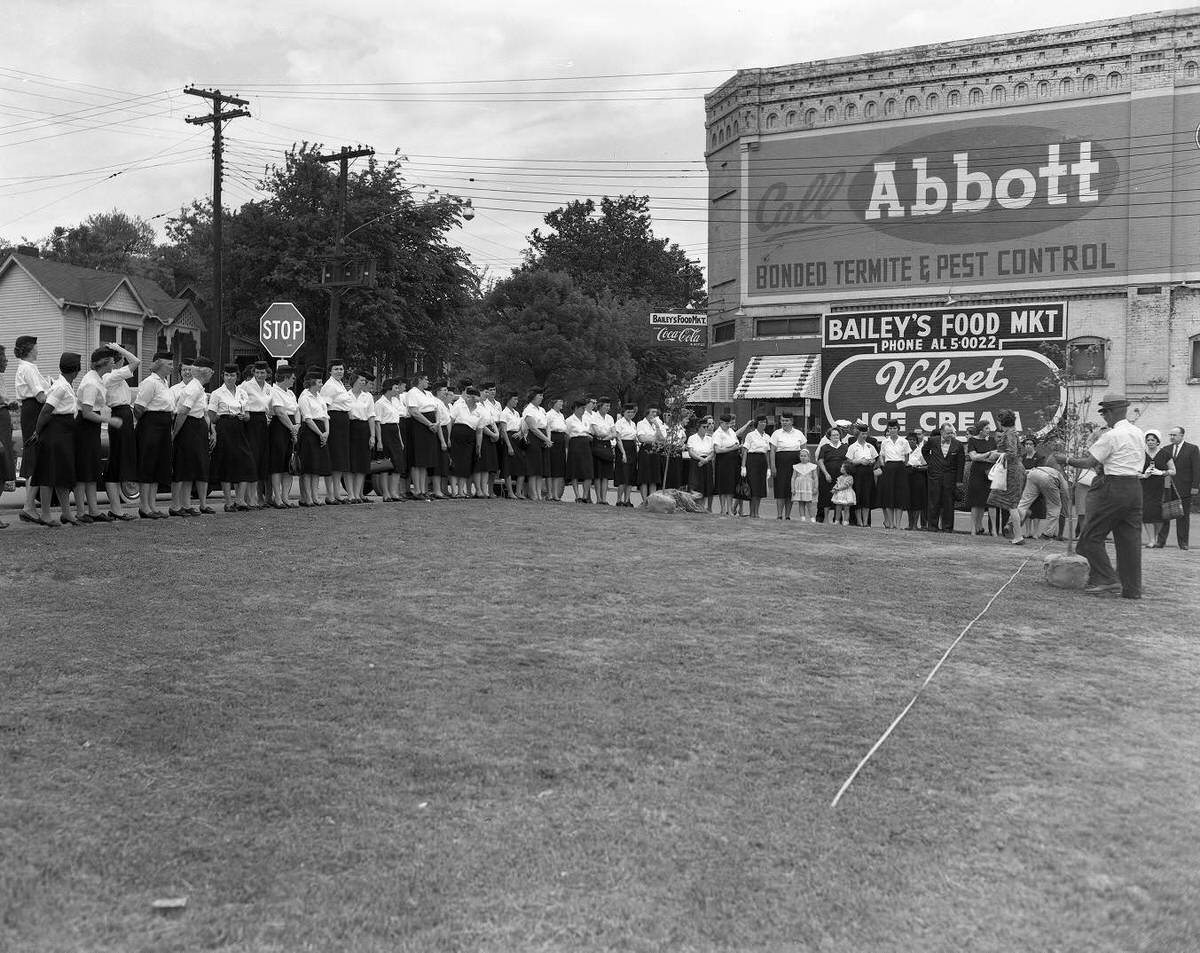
top-left (683, 360), bottom-right (735, 403)
top-left (733, 354), bottom-right (821, 400)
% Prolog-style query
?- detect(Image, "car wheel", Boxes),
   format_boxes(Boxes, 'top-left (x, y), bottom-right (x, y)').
top-left (120, 482), bottom-right (140, 504)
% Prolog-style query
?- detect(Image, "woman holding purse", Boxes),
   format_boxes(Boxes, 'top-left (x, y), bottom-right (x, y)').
top-left (986, 409), bottom-right (1026, 543)
top-left (1141, 430), bottom-right (1175, 547)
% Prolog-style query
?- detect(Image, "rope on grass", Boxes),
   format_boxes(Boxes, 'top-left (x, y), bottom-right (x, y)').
top-left (829, 544), bottom-right (1045, 809)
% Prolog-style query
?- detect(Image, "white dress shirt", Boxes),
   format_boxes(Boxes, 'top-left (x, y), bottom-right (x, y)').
top-left (564, 414), bottom-right (590, 439)
top-left (846, 441), bottom-right (879, 465)
top-left (349, 391), bottom-right (376, 421)
top-left (269, 384), bottom-right (299, 421)
top-left (546, 408), bottom-right (567, 433)
top-left (522, 403), bottom-right (548, 430)
top-left (103, 366), bottom-right (135, 407)
top-left (320, 378), bottom-right (353, 412)
top-left (450, 401), bottom-right (482, 429)
top-left (238, 379), bottom-right (273, 413)
top-left (500, 406), bottom-right (523, 434)
top-left (44, 376), bottom-right (77, 415)
top-left (404, 386), bottom-right (438, 417)
top-left (613, 417), bottom-right (637, 441)
top-left (879, 435), bottom-right (911, 463)
top-left (769, 427), bottom-right (806, 452)
top-left (135, 372), bottom-right (174, 412)
top-left (712, 427), bottom-right (740, 451)
top-left (298, 390), bottom-right (329, 421)
top-left (178, 379), bottom-right (209, 419)
top-left (374, 395), bottom-right (401, 426)
top-left (636, 418), bottom-right (665, 444)
top-left (1089, 419), bottom-right (1146, 476)
top-left (75, 369), bottom-right (106, 411)
top-left (209, 385), bottom-right (245, 416)
top-left (687, 433), bottom-right (715, 459)
top-left (15, 359), bottom-right (49, 401)
top-left (743, 430), bottom-right (771, 454)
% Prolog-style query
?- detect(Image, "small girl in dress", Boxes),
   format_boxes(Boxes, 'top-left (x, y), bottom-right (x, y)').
top-left (830, 462), bottom-right (856, 525)
top-left (790, 449), bottom-right (819, 522)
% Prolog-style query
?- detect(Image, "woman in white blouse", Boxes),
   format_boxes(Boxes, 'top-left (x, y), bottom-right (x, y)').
top-left (267, 364), bottom-right (301, 508)
top-left (345, 372), bottom-right (378, 504)
top-left (14, 335), bottom-right (50, 523)
top-left (373, 377), bottom-right (406, 503)
top-left (740, 415), bottom-right (771, 519)
top-left (768, 412), bottom-right (806, 520)
top-left (210, 363), bottom-right (258, 512)
top-left (100, 342), bottom-right (140, 520)
top-left (297, 371), bottom-right (334, 505)
top-left (238, 360), bottom-right (273, 508)
top-left (686, 417), bottom-right (716, 511)
top-left (545, 396), bottom-right (568, 502)
top-left (845, 424), bottom-right (880, 528)
top-left (565, 399), bottom-right (594, 501)
top-left (73, 347), bottom-right (117, 523)
top-left (613, 403), bottom-right (639, 507)
top-left (499, 392), bottom-right (526, 500)
top-left (712, 415), bottom-right (741, 517)
top-left (636, 407), bottom-right (665, 502)
top-left (448, 386), bottom-right (483, 500)
top-left (522, 388), bottom-right (552, 502)
top-left (30, 352), bottom-right (81, 527)
top-left (320, 360), bottom-right (353, 504)
top-left (432, 379), bottom-right (453, 500)
top-left (403, 373), bottom-right (442, 502)
top-left (876, 419), bottom-right (911, 530)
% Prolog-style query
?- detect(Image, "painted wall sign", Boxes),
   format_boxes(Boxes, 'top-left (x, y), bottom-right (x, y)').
top-left (649, 312), bottom-right (706, 347)
top-left (821, 302), bottom-right (1068, 434)
top-left (744, 94), bottom-right (1200, 299)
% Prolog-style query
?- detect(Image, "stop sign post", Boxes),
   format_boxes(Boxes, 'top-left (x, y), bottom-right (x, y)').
top-left (259, 302), bottom-right (306, 359)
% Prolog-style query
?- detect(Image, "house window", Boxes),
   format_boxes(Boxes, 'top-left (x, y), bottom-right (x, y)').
top-left (905, 96), bottom-right (919, 113)
top-left (1038, 80), bottom-right (1051, 97)
top-left (884, 98), bottom-right (896, 116)
top-left (1083, 74), bottom-right (1097, 92)
top-left (1067, 336), bottom-right (1108, 381)
top-left (969, 87), bottom-right (983, 105)
top-left (947, 89), bottom-right (960, 107)
top-left (844, 102), bottom-right (857, 119)
top-left (755, 316), bottom-right (820, 338)
top-left (1107, 71), bottom-right (1122, 89)
top-left (926, 92), bottom-right (939, 110)
top-left (825, 105), bottom-right (837, 122)
top-left (1191, 335), bottom-right (1200, 379)
top-left (864, 101), bottom-right (877, 119)
top-left (99, 324), bottom-right (138, 355)
top-left (804, 108), bottom-right (817, 126)
top-left (711, 321), bottom-right (735, 344)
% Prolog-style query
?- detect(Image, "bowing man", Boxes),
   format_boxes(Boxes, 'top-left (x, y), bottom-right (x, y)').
top-left (133, 350), bottom-right (176, 518)
top-left (30, 352), bottom-right (81, 527)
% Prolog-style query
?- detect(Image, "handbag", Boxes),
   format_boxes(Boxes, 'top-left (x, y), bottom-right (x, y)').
top-left (592, 438), bottom-right (614, 462)
top-left (734, 477), bottom-right (751, 501)
top-left (988, 458), bottom-right (1007, 491)
top-left (289, 449), bottom-right (301, 476)
top-left (1162, 477), bottom-right (1184, 521)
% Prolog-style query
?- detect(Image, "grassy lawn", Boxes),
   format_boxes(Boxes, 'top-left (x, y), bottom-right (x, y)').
top-left (2, 501), bottom-right (1197, 952)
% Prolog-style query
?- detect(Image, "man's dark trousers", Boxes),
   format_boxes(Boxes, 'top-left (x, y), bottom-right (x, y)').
top-left (1076, 475), bottom-right (1143, 597)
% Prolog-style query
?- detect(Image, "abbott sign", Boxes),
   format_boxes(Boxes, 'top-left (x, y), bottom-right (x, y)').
top-left (746, 95), bottom-right (1200, 298)
top-left (821, 302), bottom-right (1068, 435)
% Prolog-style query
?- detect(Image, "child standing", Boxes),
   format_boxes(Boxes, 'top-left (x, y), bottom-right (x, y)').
top-left (830, 462), bottom-right (856, 525)
top-left (790, 449), bottom-right (819, 521)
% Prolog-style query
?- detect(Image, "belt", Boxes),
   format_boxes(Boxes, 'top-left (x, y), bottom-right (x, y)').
top-left (1100, 474), bottom-right (1141, 481)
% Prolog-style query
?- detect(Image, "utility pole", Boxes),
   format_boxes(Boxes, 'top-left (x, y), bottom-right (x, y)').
top-left (185, 86), bottom-right (250, 368)
top-left (316, 145), bottom-right (374, 364)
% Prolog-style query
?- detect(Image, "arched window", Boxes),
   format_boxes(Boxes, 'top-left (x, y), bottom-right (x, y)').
top-left (1014, 82), bottom-right (1028, 99)
top-left (786, 110), bottom-right (797, 126)
top-left (825, 105), bottom-right (837, 122)
top-left (1038, 80), bottom-right (1051, 98)
top-left (1107, 71), bottom-right (1122, 89)
top-left (884, 98), bottom-right (896, 116)
top-left (926, 92), bottom-right (939, 110)
top-left (1187, 61), bottom-right (1199, 79)
top-left (947, 89), bottom-right (960, 107)
top-left (766, 113), bottom-right (777, 130)
top-left (732, 120), bottom-right (738, 134)
top-left (969, 87), bottom-right (983, 105)
top-left (991, 85), bottom-right (1006, 103)
top-left (864, 101), bottom-right (877, 119)
top-left (1083, 74), bottom-right (1097, 92)
top-left (844, 102), bottom-right (857, 119)
top-left (1067, 336), bottom-right (1109, 381)
top-left (1060, 77), bottom-right (1074, 95)
top-left (905, 96), bottom-right (919, 113)
top-left (804, 108), bottom-right (817, 126)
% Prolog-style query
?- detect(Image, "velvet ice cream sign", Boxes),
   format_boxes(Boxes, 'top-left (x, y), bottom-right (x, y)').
top-left (821, 302), bottom-right (1068, 434)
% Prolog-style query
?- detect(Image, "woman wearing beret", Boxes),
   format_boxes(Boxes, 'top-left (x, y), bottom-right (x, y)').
top-left (712, 414), bottom-right (741, 517)
top-left (565, 399), bottom-right (594, 502)
top-left (99, 342), bottom-right (140, 520)
top-left (133, 350), bottom-right (175, 519)
top-left (499, 392), bottom-right (526, 500)
top-left (523, 389), bottom-right (552, 503)
top-left (636, 407), bottom-right (665, 503)
top-left (966, 421), bottom-right (997, 535)
top-left (404, 373), bottom-right (441, 502)
top-left (545, 396), bottom-right (568, 502)
top-left (170, 356), bottom-right (214, 518)
top-left (374, 377), bottom-right (406, 503)
top-left (876, 419), bottom-right (911, 530)
top-left (320, 360), bottom-right (353, 504)
top-left (845, 424), bottom-right (879, 528)
top-left (237, 360), bottom-right (273, 509)
top-left (740, 415), bottom-right (770, 519)
top-left (432, 379), bottom-right (453, 500)
top-left (613, 403), bottom-right (639, 508)
top-left (768, 412), bottom-right (806, 520)
top-left (449, 386), bottom-right (483, 500)
top-left (298, 371), bottom-right (334, 505)
top-left (13, 335), bottom-right (50, 524)
top-left (475, 383), bottom-right (501, 499)
top-left (209, 363), bottom-right (256, 512)
top-left (816, 426), bottom-right (848, 524)
top-left (686, 417), bottom-right (716, 511)
top-left (268, 364), bottom-right (301, 508)
top-left (31, 352), bottom-right (81, 526)
top-left (347, 371), bottom-right (378, 504)
top-left (72, 347), bottom-right (117, 523)
top-left (904, 430), bottom-right (929, 530)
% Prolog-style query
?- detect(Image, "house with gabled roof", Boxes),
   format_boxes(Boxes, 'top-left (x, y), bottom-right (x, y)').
top-left (0, 251), bottom-right (206, 396)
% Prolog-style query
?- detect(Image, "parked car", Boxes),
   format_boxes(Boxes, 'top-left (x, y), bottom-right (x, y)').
top-left (10, 419), bottom-right (142, 503)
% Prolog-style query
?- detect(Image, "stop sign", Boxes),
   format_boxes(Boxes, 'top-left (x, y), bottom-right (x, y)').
top-left (259, 302), bottom-right (306, 359)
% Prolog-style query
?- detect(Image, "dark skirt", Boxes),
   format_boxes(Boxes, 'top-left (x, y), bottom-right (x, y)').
top-left (637, 445), bottom-right (662, 487)
top-left (966, 459), bottom-right (993, 508)
top-left (663, 451), bottom-right (684, 490)
top-left (1142, 475), bottom-right (1165, 524)
top-left (73, 416), bottom-right (103, 483)
top-left (617, 439), bottom-right (638, 486)
top-left (348, 419), bottom-right (372, 475)
top-left (592, 439), bottom-right (614, 481)
top-left (212, 416), bottom-right (255, 484)
top-left (773, 450), bottom-right (802, 500)
top-left (245, 411), bottom-right (270, 481)
top-left (380, 422), bottom-right (406, 474)
top-left (327, 409), bottom-right (351, 472)
top-left (524, 436), bottom-right (547, 477)
top-left (410, 413), bottom-right (441, 469)
top-left (19, 396), bottom-right (40, 478)
top-left (906, 467), bottom-right (928, 512)
top-left (136, 410), bottom-right (172, 485)
top-left (299, 424), bottom-right (332, 476)
top-left (689, 458), bottom-right (715, 496)
top-left (745, 452), bottom-right (768, 499)
top-left (715, 450), bottom-right (740, 495)
top-left (450, 422), bottom-right (477, 475)
top-left (32, 414), bottom-right (74, 488)
top-left (566, 435), bottom-right (593, 482)
top-left (503, 434), bottom-right (526, 478)
top-left (850, 463), bottom-right (875, 509)
top-left (877, 460), bottom-right (908, 509)
top-left (173, 416), bottom-right (210, 482)
top-left (104, 405), bottom-right (137, 484)
top-left (547, 431), bottom-right (566, 478)
top-left (268, 416), bottom-right (294, 475)
top-left (480, 432), bottom-right (500, 473)
top-left (0, 405), bottom-right (13, 483)
top-left (437, 431), bottom-right (452, 479)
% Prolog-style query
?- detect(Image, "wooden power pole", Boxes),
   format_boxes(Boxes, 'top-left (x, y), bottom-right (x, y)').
top-left (184, 86), bottom-right (250, 368)
top-left (316, 145), bottom-right (374, 364)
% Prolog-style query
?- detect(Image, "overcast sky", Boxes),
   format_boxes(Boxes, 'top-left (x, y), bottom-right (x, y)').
top-left (0, 0), bottom-right (1180, 286)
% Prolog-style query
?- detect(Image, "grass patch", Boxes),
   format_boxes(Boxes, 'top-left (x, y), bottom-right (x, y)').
top-left (2, 502), bottom-right (1197, 952)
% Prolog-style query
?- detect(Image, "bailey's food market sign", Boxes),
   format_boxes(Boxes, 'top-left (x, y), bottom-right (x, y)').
top-left (821, 302), bottom-right (1068, 434)
top-left (649, 312), bottom-right (705, 348)
top-left (745, 96), bottom-right (1200, 300)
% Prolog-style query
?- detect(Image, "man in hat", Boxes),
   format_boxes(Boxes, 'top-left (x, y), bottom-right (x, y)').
top-left (1054, 394), bottom-right (1145, 598)
top-left (134, 350), bottom-right (176, 518)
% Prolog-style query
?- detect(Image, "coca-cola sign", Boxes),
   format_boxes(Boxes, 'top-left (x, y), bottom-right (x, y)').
top-left (821, 302), bottom-right (1067, 435)
top-left (649, 312), bottom-right (706, 348)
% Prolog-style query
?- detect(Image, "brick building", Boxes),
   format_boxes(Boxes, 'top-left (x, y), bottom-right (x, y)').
top-left (696, 7), bottom-right (1200, 439)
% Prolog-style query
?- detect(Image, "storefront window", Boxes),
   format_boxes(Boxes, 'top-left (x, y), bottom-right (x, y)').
top-left (711, 321), bottom-right (735, 344)
top-left (755, 316), bottom-right (819, 338)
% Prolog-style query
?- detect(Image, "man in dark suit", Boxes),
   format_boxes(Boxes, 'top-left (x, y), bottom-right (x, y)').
top-left (1156, 426), bottom-right (1198, 550)
top-left (923, 422), bottom-right (965, 532)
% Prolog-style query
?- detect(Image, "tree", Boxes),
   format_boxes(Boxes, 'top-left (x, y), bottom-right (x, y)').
top-left (475, 269), bottom-right (633, 396)
top-left (40, 210), bottom-right (170, 283)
